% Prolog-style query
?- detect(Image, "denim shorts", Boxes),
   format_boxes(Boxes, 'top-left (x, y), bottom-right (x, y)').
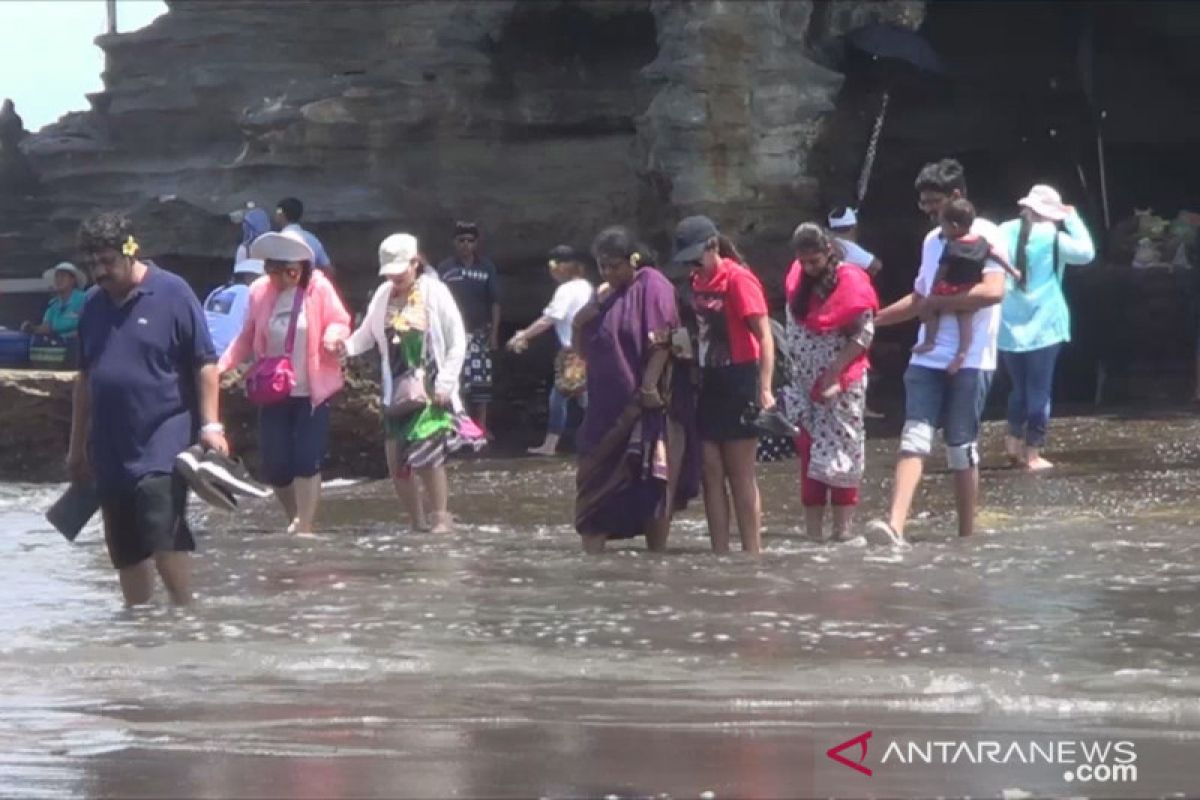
top-left (902, 365), bottom-right (993, 452)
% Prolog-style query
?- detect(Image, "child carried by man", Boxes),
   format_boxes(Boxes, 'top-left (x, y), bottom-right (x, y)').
top-left (913, 198), bottom-right (1020, 373)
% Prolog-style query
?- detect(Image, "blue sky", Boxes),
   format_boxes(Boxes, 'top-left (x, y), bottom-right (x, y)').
top-left (1, 0), bottom-right (168, 132)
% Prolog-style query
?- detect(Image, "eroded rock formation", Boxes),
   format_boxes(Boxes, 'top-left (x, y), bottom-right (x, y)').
top-left (10, 0), bottom-right (919, 310)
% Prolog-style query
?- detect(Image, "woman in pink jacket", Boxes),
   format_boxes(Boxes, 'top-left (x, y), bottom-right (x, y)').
top-left (218, 231), bottom-right (350, 535)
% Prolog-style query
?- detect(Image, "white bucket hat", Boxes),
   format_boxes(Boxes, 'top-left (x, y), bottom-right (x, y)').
top-left (43, 261), bottom-right (88, 288)
top-left (379, 233), bottom-right (420, 276)
top-left (1018, 185), bottom-right (1070, 222)
top-left (248, 230), bottom-right (314, 263)
top-left (828, 207), bottom-right (858, 228)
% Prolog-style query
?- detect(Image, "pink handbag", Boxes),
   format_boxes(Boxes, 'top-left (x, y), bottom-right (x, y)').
top-left (245, 288), bottom-right (304, 407)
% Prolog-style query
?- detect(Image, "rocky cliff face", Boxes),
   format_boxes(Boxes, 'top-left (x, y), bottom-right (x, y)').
top-left (637, 0), bottom-right (922, 263)
top-left (10, 0), bottom-right (920, 312)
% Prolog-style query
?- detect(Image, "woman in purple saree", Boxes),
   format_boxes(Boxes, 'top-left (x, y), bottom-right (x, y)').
top-left (572, 227), bottom-right (699, 554)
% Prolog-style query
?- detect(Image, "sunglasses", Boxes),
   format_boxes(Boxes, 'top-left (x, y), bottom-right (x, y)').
top-left (264, 263), bottom-right (301, 278)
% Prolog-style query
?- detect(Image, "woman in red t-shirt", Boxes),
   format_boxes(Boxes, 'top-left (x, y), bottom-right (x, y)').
top-left (670, 216), bottom-right (775, 555)
top-left (781, 223), bottom-right (879, 543)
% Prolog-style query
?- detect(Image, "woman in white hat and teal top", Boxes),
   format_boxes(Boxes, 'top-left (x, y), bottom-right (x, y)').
top-left (998, 185), bottom-right (1095, 471)
top-left (337, 233), bottom-right (482, 534)
top-left (22, 261), bottom-right (88, 339)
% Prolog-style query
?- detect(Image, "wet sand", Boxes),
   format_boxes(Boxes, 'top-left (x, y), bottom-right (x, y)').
top-left (2, 414), bottom-right (1200, 798)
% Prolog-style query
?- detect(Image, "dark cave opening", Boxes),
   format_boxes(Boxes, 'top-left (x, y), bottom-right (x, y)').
top-left (826, 0), bottom-right (1200, 406)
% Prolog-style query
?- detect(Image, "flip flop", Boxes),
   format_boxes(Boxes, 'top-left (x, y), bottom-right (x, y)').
top-left (45, 480), bottom-right (100, 542)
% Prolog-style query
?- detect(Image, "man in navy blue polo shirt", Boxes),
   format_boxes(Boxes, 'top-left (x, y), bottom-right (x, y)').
top-left (67, 212), bottom-right (229, 606)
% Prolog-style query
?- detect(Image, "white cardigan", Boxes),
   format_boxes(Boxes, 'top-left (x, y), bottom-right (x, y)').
top-left (344, 274), bottom-right (467, 414)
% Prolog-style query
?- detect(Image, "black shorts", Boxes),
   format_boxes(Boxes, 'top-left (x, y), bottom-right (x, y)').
top-left (98, 473), bottom-right (194, 570)
top-left (698, 362), bottom-right (760, 442)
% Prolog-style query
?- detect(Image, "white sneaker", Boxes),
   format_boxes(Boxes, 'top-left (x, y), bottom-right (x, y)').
top-left (864, 519), bottom-right (905, 547)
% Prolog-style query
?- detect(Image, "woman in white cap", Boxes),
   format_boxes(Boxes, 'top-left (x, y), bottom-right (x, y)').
top-left (338, 233), bottom-right (479, 534)
top-left (22, 261), bottom-right (88, 340)
top-left (506, 244), bottom-right (594, 456)
top-left (998, 185), bottom-right (1095, 471)
top-left (218, 230), bottom-right (351, 534)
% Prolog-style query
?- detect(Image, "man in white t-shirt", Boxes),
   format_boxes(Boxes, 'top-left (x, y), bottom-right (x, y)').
top-left (828, 207), bottom-right (882, 276)
top-left (506, 245), bottom-right (595, 455)
top-left (867, 159), bottom-right (1007, 545)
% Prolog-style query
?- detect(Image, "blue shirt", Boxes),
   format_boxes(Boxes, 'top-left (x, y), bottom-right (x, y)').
top-left (997, 212), bottom-right (1095, 352)
top-left (283, 223), bottom-right (331, 269)
top-left (42, 289), bottom-right (88, 337)
top-left (78, 264), bottom-right (217, 490)
top-left (203, 282), bottom-right (250, 356)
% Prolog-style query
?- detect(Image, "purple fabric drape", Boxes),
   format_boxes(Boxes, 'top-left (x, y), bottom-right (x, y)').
top-left (575, 268), bottom-right (699, 539)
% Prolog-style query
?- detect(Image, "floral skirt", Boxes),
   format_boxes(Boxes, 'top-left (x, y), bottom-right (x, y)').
top-left (781, 327), bottom-right (867, 489)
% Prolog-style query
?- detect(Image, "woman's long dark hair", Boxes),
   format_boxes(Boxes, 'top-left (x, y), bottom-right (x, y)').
top-left (1014, 208), bottom-right (1035, 292)
top-left (717, 234), bottom-right (746, 265)
top-left (298, 260), bottom-right (314, 289)
top-left (788, 223), bottom-right (843, 322)
top-left (591, 226), bottom-right (645, 266)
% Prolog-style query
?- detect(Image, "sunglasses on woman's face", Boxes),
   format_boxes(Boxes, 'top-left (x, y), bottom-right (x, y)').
top-left (265, 262), bottom-right (301, 278)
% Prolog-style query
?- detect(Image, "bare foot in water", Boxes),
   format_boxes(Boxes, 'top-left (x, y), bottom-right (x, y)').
top-left (1025, 456), bottom-right (1054, 472)
top-left (526, 445), bottom-right (557, 456)
top-left (430, 512), bottom-right (454, 534)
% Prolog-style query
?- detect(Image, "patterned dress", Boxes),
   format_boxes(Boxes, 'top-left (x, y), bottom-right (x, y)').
top-left (781, 270), bottom-right (874, 489)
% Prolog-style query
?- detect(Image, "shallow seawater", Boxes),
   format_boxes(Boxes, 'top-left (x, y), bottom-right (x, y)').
top-left (2, 414), bottom-right (1199, 798)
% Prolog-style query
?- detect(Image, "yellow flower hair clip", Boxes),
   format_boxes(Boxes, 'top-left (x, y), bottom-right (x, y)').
top-left (630, 252), bottom-right (641, 267)
top-left (121, 235), bottom-right (139, 257)
top-left (548, 259), bottom-right (559, 269)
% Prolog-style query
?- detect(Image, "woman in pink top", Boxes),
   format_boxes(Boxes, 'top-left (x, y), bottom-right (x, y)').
top-left (218, 231), bottom-right (350, 535)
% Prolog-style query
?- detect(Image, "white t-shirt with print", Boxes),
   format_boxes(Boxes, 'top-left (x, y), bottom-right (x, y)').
top-left (543, 277), bottom-right (594, 347)
top-left (836, 237), bottom-right (877, 271)
top-left (910, 218), bottom-right (1006, 372)
top-left (267, 287), bottom-right (310, 396)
